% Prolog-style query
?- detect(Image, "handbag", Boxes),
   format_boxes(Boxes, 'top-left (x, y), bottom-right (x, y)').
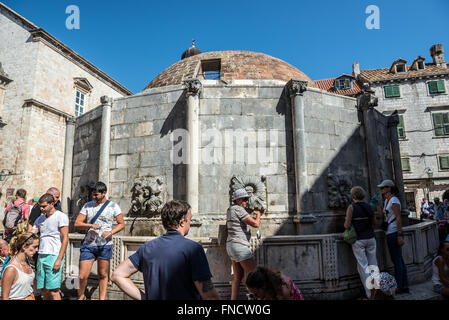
top-left (343, 226), bottom-right (357, 244)
top-left (81, 200), bottom-right (110, 242)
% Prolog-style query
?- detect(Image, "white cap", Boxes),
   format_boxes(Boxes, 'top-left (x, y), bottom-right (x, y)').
top-left (232, 188), bottom-right (250, 201)
top-left (377, 179), bottom-right (395, 188)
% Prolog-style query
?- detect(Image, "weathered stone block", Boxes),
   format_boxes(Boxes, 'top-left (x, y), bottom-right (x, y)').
top-left (110, 169), bottom-right (127, 182)
top-left (265, 175), bottom-right (288, 194)
top-left (220, 99), bottom-right (242, 115)
top-left (110, 139), bottom-right (128, 155)
top-left (134, 121), bottom-right (154, 137)
top-left (128, 137), bottom-right (145, 153)
top-left (111, 124), bottom-right (132, 140)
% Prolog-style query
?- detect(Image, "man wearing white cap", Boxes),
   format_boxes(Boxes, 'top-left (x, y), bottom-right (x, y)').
top-left (376, 179), bottom-right (409, 294)
top-left (226, 188), bottom-right (261, 300)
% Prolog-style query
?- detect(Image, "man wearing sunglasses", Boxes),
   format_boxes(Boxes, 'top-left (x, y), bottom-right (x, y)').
top-left (31, 193), bottom-right (69, 300)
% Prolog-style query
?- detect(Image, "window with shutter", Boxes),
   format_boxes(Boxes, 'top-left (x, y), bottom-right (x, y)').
top-left (433, 112), bottom-right (449, 136)
top-left (397, 115), bottom-right (406, 139)
top-left (384, 85), bottom-right (400, 98)
top-left (401, 158), bottom-right (411, 171)
top-left (439, 156), bottom-right (449, 170)
top-left (429, 80), bottom-right (446, 94)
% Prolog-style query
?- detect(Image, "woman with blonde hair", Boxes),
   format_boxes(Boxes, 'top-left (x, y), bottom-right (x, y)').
top-left (1, 232), bottom-right (39, 300)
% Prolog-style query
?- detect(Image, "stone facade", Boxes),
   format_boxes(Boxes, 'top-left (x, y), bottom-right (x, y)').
top-left (71, 79), bottom-right (401, 237)
top-left (0, 3), bottom-right (131, 212)
top-left (363, 47), bottom-right (449, 214)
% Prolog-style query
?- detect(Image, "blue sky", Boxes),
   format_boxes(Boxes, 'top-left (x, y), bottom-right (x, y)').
top-left (3, 0), bottom-right (449, 93)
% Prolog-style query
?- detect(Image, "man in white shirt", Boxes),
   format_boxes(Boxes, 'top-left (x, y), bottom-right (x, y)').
top-left (74, 181), bottom-right (125, 300)
top-left (31, 193), bottom-right (69, 300)
top-left (421, 198), bottom-right (430, 219)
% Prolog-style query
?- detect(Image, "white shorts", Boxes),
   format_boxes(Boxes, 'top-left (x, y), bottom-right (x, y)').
top-left (226, 242), bottom-right (253, 262)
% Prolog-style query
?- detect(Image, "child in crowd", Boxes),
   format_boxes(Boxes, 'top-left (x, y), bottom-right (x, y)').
top-left (245, 266), bottom-right (304, 300)
top-left (370, 271), bottom-right (397, 300)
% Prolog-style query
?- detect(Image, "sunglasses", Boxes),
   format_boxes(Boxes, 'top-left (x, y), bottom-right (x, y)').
top-left (24, 233), bottom-right (38, 243)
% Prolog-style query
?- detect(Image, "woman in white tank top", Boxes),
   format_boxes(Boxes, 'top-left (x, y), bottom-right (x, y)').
top-left (1, 232), bottom-right (39, 300)
top-left (432, 241), bottom-right (449, 297)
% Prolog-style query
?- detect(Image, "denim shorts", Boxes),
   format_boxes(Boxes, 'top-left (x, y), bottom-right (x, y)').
top-left (80, 244), bottom-right (113, 261)
top-left (226, 242), bottom-right (253, 262)
top-left (433, 284), bottom-right (445, 294)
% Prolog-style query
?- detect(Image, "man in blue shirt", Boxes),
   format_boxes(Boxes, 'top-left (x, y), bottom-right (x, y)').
top-left (111, 200), bottom-right (220, 300)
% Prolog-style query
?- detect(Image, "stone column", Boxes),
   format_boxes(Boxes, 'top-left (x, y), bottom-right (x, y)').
top-left (183, 79), bottom-right (202, 214)
top-left (287, 79), bottom-right (315, 225)
top-left (388, 113), bottom-right (409, 225)
top-left (99, 96), bottom-right (112, 188)
top-left (61, 116), bottom-right (75, 213)
top-left (357, 91), bottom-right (380, 200)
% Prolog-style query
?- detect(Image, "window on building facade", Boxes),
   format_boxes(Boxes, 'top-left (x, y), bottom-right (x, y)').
top-left (335, 78), bottom-right (351, 90)
top-left (417, 61), bottom-right (425, 70)
top-left (201, 59), bottom-right (221, 80)
top-left (401, 158), bottom-right (411, 172)
top-left (433, 112), bottom-right (449, 136)
top-left (384, 85), bottom-right (400, 98)
top-left (397, 114), bottom-right (406, 139)
top-left (396, 64), bottom-right (406, 73)
top-left (428, 80), bottom-right (446, 94)
top-left (75, 90), bottom-right (86, 117)
top-left (439, 156), bottom-right (449, 170)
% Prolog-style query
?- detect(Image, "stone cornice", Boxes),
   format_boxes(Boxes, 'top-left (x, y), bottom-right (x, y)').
top-left (29, 29), bottom-right (133, 96)
top-left (23, 98), bottom-right (73, 119)
top-left (286, 79), bottom-right (308, 97)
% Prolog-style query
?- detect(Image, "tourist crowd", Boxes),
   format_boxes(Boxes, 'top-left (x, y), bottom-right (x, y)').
top-left (0, 179), bottom-right (448, 300)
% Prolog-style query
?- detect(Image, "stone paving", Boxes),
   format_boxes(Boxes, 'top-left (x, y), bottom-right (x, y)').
top-left (395, 279), bottom-right (446, 300)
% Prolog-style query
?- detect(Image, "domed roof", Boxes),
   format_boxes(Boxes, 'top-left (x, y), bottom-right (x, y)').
top-left (144, 51), bottom-right (315, 90)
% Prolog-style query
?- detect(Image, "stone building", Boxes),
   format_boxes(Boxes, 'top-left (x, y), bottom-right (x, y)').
top-left (316, 44), bottom-right (449, 214)
top-left (0, 2), bottom-right (132, 211)
top-left (65, 46), bottom-right (439, 300)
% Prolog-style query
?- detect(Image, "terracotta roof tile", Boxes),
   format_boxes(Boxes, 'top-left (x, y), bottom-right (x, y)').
top-left (360, 64), bottom-right (449, 82)
top-left (314, 77), bottom-right (362, 96)
top-left (144, 51), bottom-right (315, 90)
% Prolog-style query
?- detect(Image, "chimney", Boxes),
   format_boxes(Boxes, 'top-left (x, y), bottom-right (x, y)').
top-left (352, 62), bottom-right (360, 79)
top-left (430, 44), bottom-right (446, 67)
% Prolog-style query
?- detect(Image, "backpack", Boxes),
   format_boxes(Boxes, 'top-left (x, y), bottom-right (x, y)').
top-left (3, 202), bottom-right (25, 230)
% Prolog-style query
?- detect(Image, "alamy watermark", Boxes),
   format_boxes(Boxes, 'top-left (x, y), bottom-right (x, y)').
top-left (365, 5), bottom-right (380, 30)
top-left (170, 128), bottom-right (279, 165)
top-left (365, 265), bottom-right (381, 290)
top-left (66, 5), bottom-right (80, 30)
